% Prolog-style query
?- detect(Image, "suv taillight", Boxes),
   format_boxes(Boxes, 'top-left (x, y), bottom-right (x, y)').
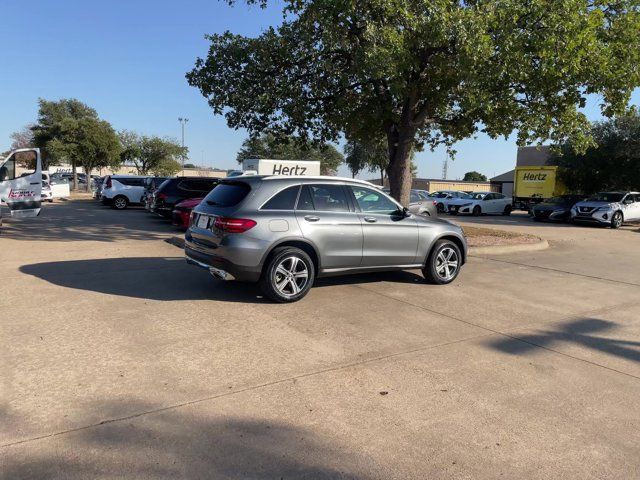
top-left (213, 217), bottom-right (257, 233)
top-left (157, 192), bottom-right (168, 200)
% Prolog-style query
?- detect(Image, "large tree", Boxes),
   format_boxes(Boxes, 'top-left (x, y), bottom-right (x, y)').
top-left (32, 98), bottom-right (101, 188)
top-left (119, 130), bottom-right (187, 175)
top-left (550, 112), bottom-right (640, 193)
top-left (344, 138), bottom-right (388, 182)
top-left (48, 117), bottom-right (121, 192)
top-left (236, 132), bottom-right (343, 175)
top-left (463, 171), bottom-right (488, 182)
top-left (188, 0), bottom-right (640, 205)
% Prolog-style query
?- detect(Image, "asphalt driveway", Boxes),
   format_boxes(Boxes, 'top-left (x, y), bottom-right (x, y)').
top-left (1, 200), bottom-right (639, 479)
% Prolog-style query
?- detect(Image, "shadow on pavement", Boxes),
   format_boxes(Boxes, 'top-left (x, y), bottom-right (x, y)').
top-left (487, 318), bottom-right (640, 363)
top-left (20, 257), bottom-right (426, 303)
top-left (3, 400), bottom-right (373, 479)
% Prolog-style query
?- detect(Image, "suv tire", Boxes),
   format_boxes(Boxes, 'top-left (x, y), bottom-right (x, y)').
top-left (502, 205), bottom-right (512, 216)
top-left (472, 205), bottom-right (481, 216)
top-left (113, 195), bottom-right (129, 210)
top-left (260, 247), bottom-right (315, 303)
top-left (423, 239), bottom-right (462, 285)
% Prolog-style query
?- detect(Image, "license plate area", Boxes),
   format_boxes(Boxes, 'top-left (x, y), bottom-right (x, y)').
top-left (196, 214), bottom-right (211, 229)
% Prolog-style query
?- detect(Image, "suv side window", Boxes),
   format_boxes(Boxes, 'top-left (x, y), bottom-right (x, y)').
top-left (350, 186), bottom-right (398, 214)
top-left (484, 193), bottom-right (495, 201)
top-left (263, 186), bottom-right (300, 210)
top-left (296, 185), bottom-right (315, 210)
top-left (307, 184), bottom-right (349, 212)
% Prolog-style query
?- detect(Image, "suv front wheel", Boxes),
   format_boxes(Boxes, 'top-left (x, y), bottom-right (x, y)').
top-left (423, 239), bottom-right (462, 285)
top-left (113, 195), bottom-right (129, 210)
top-left (260, 247), bottom-right (315, 303)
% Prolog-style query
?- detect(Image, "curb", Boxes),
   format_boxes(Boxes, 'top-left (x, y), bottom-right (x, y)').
top-left (469, 238), bottom-right (549, 256)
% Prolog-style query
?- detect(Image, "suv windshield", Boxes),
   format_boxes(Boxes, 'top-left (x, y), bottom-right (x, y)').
top-left (586, 193), bottom-right (624, 203)
top-left (204, 181), bottom-right (251, 207)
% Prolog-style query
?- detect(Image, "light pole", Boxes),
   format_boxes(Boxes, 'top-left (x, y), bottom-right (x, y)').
top-left (178, 117), bottom-right (189, 173)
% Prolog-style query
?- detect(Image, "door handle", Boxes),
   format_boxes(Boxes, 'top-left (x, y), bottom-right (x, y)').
top-left (30, 182), bottom-right (40, 185)
top-left (363, 216), bottom-right (377, 223)
top-left (304, 215), bottom-right (320, 222)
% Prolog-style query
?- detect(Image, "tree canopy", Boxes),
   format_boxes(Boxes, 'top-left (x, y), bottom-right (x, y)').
top-left (343, 139), bottom-right (388, 179)
top-left (188, 0), bottom-right (640, 204)
top-left (48, 117), bottom-right (121, 191)
top-left (550, 112), bottom-right (640, 193)
top-left (463, 171), bottom-right (488, 182)
top-left (119, 131), bottom-right (187, 175)
top-left (236, 132), bottom-right (343, 174)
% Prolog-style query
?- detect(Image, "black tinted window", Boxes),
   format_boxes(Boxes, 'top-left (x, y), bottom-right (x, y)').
top-left (297, 185), bottom-right (314, 210)
top-left (204, 182), bottom-right (250, 207)
top-left (308, 184), bottom-right (349, 212)
top-left (263, 186), bottom-right (300, 210)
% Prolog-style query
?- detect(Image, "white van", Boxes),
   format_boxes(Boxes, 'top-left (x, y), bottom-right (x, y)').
top-left (0, 148), bottom-right (43, 225)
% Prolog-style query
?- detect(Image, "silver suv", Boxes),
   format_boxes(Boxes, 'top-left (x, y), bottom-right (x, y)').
top-left (185, 176), bottom-right (467, 302)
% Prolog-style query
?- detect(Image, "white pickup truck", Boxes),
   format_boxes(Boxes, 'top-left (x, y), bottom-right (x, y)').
top-left (0, 148), bottom-right (43, 225)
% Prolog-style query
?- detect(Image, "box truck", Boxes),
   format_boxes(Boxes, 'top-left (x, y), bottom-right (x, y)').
top-left (513, 166), bottom-right (566, 211)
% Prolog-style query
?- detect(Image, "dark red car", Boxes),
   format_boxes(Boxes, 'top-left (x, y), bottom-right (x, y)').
top-left (172, 197), bottom-right (203, 229)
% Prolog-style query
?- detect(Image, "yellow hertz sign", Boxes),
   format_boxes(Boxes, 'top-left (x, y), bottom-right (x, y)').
top-left (515, 167), bottom-right (565, 198)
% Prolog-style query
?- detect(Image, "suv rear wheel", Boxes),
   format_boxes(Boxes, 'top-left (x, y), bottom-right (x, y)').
top-left (260, 247), bottom-right (315, 303)
top-left (423, 239), bottom-right (462, 285)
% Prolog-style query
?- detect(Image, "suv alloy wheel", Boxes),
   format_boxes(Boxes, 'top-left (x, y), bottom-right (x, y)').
top-left (423, 239), bottom-right (462, 285)
top-left (113, 195), bottom-right (129, 210)
top-left (260, 247), bottom-right (315, 303)
top-left (611, 211), bottom-right (623, 229)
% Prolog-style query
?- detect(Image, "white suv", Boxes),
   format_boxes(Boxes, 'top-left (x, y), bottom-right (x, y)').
top-left (101, 175), bottom-right (148, 209)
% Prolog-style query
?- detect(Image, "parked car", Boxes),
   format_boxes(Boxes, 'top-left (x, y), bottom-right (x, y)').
top-left (531, 195), bottom-right (585, 222)
top-left (172, 197), bottom-right (204, 229)
top-left (143, 176), bottom-right (169, 210)
top-left (571, 192), bottom-right (640, 228)
top-left (383, 189), bottom-right (438, 217)
top-left (150, 177), bottom-right (219, 218)
top-left (429, 190), bottom-right (472, 213)
top-left (100, 175), bottom-right (148, 209)
top-left (185, 176), bottom-right (467, 303)
top-left (447, 192), bottom-right (512, 216)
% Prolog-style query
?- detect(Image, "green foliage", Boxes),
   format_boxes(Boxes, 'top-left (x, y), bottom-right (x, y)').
top-left (152, 157), bottom-right (182, 176)
top-left (188, 0), bottom-right (640, 203)
top-left (236, 132), bottom-right (343, 175)
top-left (119, 131), bottom-right (187, 175)
top-left (549, 112), bottom-right (640, 193)
top-left (343, 139), bottom-right (388, 177)
top-left (463, 171), bottom-right (488, 182)
top-left (47, 117), bottom-right (121, 191)
top-left (183, 163), bottom-right (197, 169)
top-left (32, 98), bottom-right (99, 165)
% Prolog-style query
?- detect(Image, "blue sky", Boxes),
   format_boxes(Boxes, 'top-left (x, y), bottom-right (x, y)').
top-left (1, 0), bottom-right (637, 180)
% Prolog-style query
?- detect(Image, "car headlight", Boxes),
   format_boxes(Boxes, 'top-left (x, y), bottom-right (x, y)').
top-left (596, 205), bottom-right (612, 212)
top-left (460, 203), bottom-right (472, 207)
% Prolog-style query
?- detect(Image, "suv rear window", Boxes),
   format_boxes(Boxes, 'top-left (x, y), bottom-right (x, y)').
top-left (262, 186), bottom-right (300, 210)
top-left (203, 181), bottom-right (250, 207)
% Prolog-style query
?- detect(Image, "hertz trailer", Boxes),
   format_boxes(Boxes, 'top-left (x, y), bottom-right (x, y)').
top-left (241, 159), bottom-right (321, 177)
top-left (513, 166), bottom-right (566, 212)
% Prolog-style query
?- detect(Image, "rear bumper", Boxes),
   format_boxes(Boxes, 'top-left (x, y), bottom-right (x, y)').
top-left (184, 242), bottom-right (261, 282)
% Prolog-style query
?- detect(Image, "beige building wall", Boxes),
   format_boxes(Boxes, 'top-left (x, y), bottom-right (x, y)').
top-left (22, 164), bottom-right (227, 178)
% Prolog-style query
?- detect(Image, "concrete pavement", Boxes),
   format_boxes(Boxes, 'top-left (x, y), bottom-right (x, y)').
top-left (1, 201), bottom-right (639, 479)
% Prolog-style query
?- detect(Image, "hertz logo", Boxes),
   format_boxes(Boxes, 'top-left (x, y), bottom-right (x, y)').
top-left (522, 172), bottom-right (547, 182)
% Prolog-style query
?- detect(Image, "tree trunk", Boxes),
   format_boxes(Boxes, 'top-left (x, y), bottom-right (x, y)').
top-left (380, 168), bottom-right (384, 186)
top-left (85, 166), bottom-right (91, 192)
top-left (72, 161), bottom-right (78, 191)
top-left (386, 126), bottom-right (415, 206)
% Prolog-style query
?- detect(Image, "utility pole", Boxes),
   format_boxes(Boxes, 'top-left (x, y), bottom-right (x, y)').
top-left (441, 157), bottom-right (448, 180)
top-left (178, 117), bottom-right (189, 174)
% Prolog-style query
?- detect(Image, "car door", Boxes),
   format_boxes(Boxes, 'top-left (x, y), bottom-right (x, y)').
top-left (295, 184), bottom-right (363, 270)
top-left (481, 193), bottom-right (496, 213)
top-left (349, 185), bottom-right (419, 267)
top-left (493, 193), bottom-right (509, 213)
top-left (624, 194), bottom-right (640, 221)
top-left (0, 148), bottom-right (42, 218)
